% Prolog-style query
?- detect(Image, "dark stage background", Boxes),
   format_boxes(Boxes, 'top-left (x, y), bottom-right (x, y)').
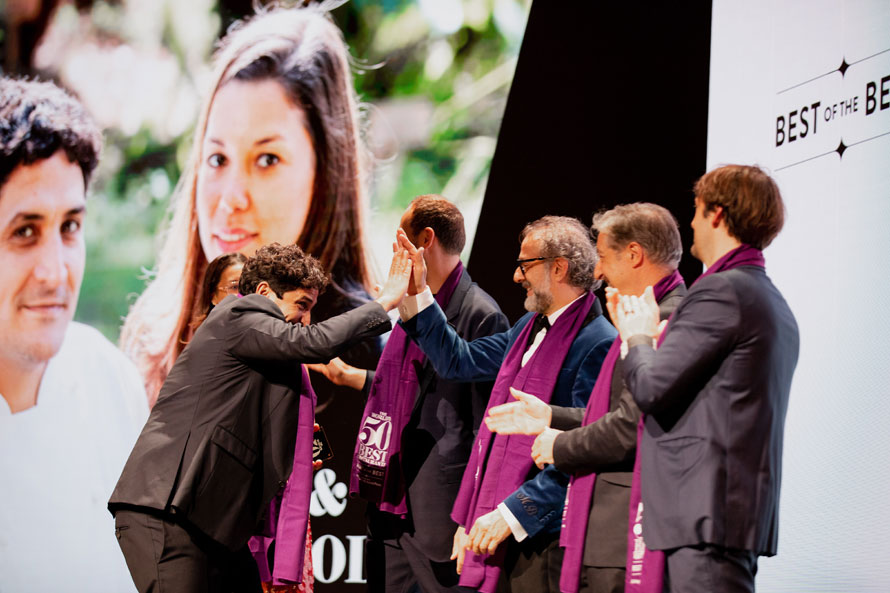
top-left (469, 2), bottom-right (712, 323)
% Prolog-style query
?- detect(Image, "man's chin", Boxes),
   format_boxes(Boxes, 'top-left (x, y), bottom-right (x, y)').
top-left (524, 294), bottom-right (550, 315)
top-left (10, 325), bottom-right (69, 365)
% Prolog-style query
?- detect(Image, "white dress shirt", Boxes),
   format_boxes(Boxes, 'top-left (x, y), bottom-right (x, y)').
top-left (0, 322), bottom-right (148, 592)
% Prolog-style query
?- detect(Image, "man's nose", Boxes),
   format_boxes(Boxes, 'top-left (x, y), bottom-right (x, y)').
top-left (513, 266), bottom-right (524, 284)
top-left (32, 234), bottom-right (69, 288)
top-left (593, 260), bottom-right (604, 281)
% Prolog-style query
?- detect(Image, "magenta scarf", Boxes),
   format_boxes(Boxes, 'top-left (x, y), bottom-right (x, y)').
top-left (349, 263), bottom-right (464, 515)
top-left (559, 271), bottom-right (683, 593)
top-left (625, 245), bottom-right (764, 592)
top-left (248, 365), bottom-right (317, 584)
top-left (452, 292), bottom-right (596, 593)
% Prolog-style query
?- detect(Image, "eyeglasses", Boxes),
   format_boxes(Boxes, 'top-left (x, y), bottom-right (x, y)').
top-left (516, 256), bottom-right (557, 276)
top-left (217, 280), bottom-right (240, 295)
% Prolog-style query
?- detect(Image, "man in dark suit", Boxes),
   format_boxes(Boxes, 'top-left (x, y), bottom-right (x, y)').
top-left (486, 203), bottom-right (687, 593)
top-left (108, 243), bottom-right (412, 593)
top-left (353, 195), bottom-right (510, 593)
top-left (616, 165), bottom-right (799, 592)
top-left (397, 216), bottom-right (617, 593)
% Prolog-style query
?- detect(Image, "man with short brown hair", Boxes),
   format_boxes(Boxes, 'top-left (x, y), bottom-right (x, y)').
top-left (355, 195), bottom-right (508, 593)
top-left (616, 164), bottom-right (799, 592)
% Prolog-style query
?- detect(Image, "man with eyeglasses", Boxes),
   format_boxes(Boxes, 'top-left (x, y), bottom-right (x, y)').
top-left (395, 216), bottom-right (616, 593)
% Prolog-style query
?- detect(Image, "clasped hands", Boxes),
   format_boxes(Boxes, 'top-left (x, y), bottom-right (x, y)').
top-left (606, 285), bottom-right (665, 343)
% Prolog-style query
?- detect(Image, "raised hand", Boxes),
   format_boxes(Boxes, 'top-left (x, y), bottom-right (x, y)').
top-left (615, 285), bottom-right (660, 342)
top-left (396, 228), bottom-right (427, 296)
top-left (375, 247), bottom-right (412, 311)
top-left (484, 387), bottom-right (552, 435)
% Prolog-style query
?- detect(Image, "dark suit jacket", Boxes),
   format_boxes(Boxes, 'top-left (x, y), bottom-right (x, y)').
top-left (401, 294), bottom-right (617, 538)
top-left (109, 294), bottom-right (391, 550)
top-left (624, 266), bottom-right (799, 555)
top-left (550, 285), bottom-right (686, 568)
top-left (377, 270), bottom-right (509, 561)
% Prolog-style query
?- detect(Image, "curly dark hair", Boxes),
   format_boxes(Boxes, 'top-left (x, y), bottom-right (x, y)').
top-left (0, 77), bottom-right (102, 190)
top-left (239, 243), bottom-right (329, 298)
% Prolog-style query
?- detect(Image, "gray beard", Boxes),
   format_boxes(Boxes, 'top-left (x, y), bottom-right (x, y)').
top-left (524, 288), bottom-right (553, 314)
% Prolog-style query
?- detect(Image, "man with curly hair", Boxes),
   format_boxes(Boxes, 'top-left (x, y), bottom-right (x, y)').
top-left (109, 242), bottom-right (413, 593)
top-left (0, 77), bottom-right (149, 592)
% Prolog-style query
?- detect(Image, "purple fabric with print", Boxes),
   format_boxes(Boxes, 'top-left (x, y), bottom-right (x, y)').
top-left (248, 365), bottom-right (317, 584)
top-left (559, 271), bottom-right (683, 593)
top-left (625, 246), bottom-right (764, 593)
top-left (349, 263), bottom-right (464, 515)
top-left (452, 293), bottom-right (596, 593)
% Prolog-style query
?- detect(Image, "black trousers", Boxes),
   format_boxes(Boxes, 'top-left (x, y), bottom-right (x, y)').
top-left (114, 509), bottom-right (261, 593)
top-left (496, 531), bottom-right (564, 593)
top-left (366, 508), bottom-right (471, 593)
top-left (580, 566), bottom-right (625, 593)
top-left (663, 545), bottom-right (758, 593)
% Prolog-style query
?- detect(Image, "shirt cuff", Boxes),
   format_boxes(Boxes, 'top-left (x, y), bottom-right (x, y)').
top-left (497, 502), bottom-right (528, 542)
top-left (398, 287), bottom-right (434, 322)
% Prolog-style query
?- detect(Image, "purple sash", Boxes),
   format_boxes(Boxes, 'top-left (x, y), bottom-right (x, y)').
top-left (625, 246), bottom-right (764, 592)
top-left (248, 365), bottom-right (317, 584)
top-left (452, 292), bottom-right (596, 593)
top-left (559, 271), bottom-right (683, 593)
top-left (349, 263), bottom-right (464, 515)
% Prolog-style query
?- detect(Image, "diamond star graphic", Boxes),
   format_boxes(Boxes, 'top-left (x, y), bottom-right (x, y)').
top-left (836, 139), bottom-right (847, 158)
top-left (838, 58), bottom-right (850, 77)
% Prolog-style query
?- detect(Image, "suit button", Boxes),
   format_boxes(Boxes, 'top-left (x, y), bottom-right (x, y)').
top-left (278, 480), bottom-right (286, 489)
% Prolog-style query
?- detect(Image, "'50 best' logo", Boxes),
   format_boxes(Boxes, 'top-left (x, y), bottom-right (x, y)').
top-left (357, 412), bottom-right (392, 466)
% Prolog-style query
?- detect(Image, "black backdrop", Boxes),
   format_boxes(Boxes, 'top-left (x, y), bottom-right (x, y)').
top-left (467, 2), bottom-right (712, 323)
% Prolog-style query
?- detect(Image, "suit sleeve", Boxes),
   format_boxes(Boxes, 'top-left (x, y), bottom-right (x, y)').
top-left (503, 329), bottom-right (613, 537)
top-left (229, 301), bottom-right (391, 364)
top-left (400, 301), bottom-right (516, 383)
top-left (552, 382), bottom-right (640, 474)
top-left (550, 405), bottom-right (585, 431)
top-left (624, 276), bottom-right (740, 417)
top-left (466, 308), bottom-right (511, 433)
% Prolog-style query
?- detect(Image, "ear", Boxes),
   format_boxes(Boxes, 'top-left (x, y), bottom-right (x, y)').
top-left (255, 281), bottom-right (272, 296)
top-left (551, 257), bottom-right (569, 282)
top-left (626, 242), bottom-right (644, 268)
top-left (418, 227), bottom-right (435, 249)
top-left (709, 205), bottom-right (725, 229)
